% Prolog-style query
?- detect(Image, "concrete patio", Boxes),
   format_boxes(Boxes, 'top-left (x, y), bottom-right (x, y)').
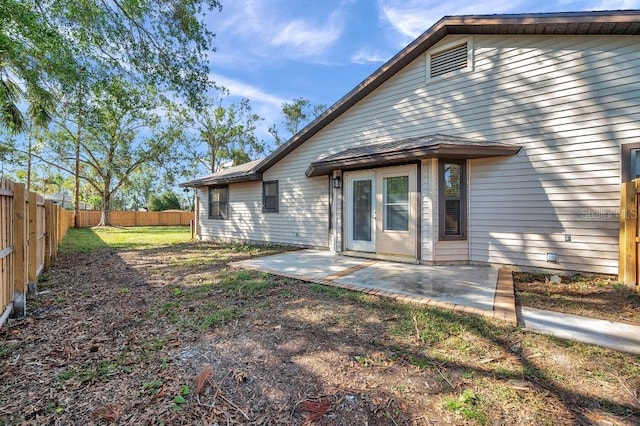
top-left (230, 249), bottom-right (516, 322)
top-left (230, 249), bottom-right (640, 355)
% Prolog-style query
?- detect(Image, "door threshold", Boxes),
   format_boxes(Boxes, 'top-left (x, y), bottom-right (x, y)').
top-left (342, 250), bottom-right (418, 264)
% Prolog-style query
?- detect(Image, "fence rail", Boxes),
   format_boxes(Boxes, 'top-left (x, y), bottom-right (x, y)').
top-left (0, 178), bottom-right (71, 325)
top-left (74, 210), bottom-right (193, 227)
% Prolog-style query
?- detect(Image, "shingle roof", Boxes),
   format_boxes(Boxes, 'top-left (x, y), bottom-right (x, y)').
top-left (305, 134), bottom-right (522, 177)
top-left (179, 159), bottom-right (263, 187)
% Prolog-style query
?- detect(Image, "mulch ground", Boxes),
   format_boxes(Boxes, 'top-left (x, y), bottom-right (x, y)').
top-left (514, 272), bottom-right (640, 325)
top-left (1, 242), bottom-right (639, 425)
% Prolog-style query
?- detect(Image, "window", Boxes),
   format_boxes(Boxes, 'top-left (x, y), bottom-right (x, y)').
top-left (439, 160), bottom-right (466, 240)
top-left (426, 39), bottom-right (473, 82)
top-left (384, 176), bottom-right (409, 231)
top-left (621, 143), bottom-right (640, 182)
top-left (208, 186), bottom-right (228, 219)
top-left (262, 181), bottom-right (278, 212)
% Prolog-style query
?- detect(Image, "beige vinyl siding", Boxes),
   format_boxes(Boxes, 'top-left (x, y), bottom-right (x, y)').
top-left (330, 171), bottom-right (342, 252)
top-left (196, 179), bottom-right (327, 247)
top-left (262, 34), bottom-right (637, 274)
top-left (420, 159), bottom-right (434, 261)
top-left (434, 241), bottom-right (470, 262)
top-left (197, 182), bottom-right (263, 243)
top-left (262, 157), bottom-right (330, 248)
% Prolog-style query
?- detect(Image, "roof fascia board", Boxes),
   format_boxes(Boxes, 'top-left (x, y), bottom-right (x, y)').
top-left (179, 172), bottom-right (263, 188)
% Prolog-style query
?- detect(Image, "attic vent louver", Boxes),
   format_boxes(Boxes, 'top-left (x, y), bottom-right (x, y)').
top-left (430, 43), bottom-right (468, 78)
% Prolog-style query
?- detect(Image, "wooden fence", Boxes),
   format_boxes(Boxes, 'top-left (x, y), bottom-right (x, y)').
top-left (74, 210), bottom-right (193, 227)
top-left (0, 178), bottom-right (72, 325)
top-left (619, 178), bottom-right (640, 289)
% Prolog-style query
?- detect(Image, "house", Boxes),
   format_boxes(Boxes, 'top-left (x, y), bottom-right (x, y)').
top-left (181, 11), bottom-right (640, 275)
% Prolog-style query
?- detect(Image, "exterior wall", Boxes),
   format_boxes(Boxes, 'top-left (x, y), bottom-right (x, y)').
top-left (420, 159), bottom-right (434, 261)
top-left (196, 33), bottom-right (638, 274)
top-left (197, 182), bottom-right (261, 243)
top-left (196, 177), bottom-right (329, 248)
top-left (261, 156), bottom-right (330, 248)
top-left (285, 34), bottom-right (637, 274)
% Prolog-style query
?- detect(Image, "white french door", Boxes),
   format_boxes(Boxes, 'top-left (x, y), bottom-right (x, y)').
top-left (344, 165), bottom-right (417, 258)
top-left (346, 173), bottom-right (376, 252)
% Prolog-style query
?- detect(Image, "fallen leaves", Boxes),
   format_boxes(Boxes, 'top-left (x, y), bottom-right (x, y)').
top-left (195, 366), bottom-right (213, 395)
top-left (301, 398), bottom-right (332, 424)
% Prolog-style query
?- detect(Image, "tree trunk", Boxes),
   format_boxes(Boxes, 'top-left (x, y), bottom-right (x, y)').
top-left (74, 107), bottom-right (82, 228)
top-left (97, 191), bottom-right (111, 227)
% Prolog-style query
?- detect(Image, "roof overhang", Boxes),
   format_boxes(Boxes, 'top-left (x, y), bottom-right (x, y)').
top-left (179, 172), bottom-right (263, 188)
top-left (179, 158), bottom-right (265, 188)
top-left (305, 134), bottom-right (522, 177)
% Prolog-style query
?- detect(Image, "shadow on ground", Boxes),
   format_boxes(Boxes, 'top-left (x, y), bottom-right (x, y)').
top-left (0, 240), bottom-right (638, 425)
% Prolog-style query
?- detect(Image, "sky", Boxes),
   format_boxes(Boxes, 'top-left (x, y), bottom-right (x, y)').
top-left (205, 0), bottom-right (640, 140)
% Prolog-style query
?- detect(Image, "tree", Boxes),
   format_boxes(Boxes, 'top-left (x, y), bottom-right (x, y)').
top-left (48, 78), bottom-right (181, 226)
top-left (269, 97), bottom-right (326, 147)
top-left (0, 0), bottom-right (74, 132)
top-left (188, 90), bottom-right (264, 173)
top-left (148, 192), bottom-right (182, 211)
top-left (1, 0), bottom-right (221, 132)
top-left (123, 166), bottom-right (161, 211)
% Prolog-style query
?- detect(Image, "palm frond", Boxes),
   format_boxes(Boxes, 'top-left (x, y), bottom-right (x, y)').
top-left (2, 101), bottom-right (26, 133)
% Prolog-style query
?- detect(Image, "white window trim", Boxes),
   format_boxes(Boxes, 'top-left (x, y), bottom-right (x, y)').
top-left (426, 37), bottom-right (474, 84)
top-left (383, 175), bottom-right (410, 232)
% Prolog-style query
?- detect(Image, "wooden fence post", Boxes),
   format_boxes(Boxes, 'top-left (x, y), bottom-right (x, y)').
top-left (619, 181), bottom-right (637, 285)
top-left (52, 206), bottom-right (59, 259)
top-left (44, 201), bottom-right (53, 272)
top-left (27, 192), bottom-right (37, 289)
top-left (12, 183), bottom-right (26, 317)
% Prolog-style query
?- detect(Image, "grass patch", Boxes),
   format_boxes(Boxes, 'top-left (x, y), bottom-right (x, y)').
top-left (27, 226), bottom-right (640, 425)
top-left (57, 363), bottom-right (115, 384)
top-left (443, 389), bottom-right (487, 424)
top-left (309, 283), bottom-right (368, 301)
top-left (217, 270), bottom-right (279, 295)
top-left (196, 307), bottom-right (242, 330)
top-left (0, 342), bottom-right (18, 359)
top-left (394, 306), bottom-right (508, 346)
top-left (60, 226), bottom-right (190, 253)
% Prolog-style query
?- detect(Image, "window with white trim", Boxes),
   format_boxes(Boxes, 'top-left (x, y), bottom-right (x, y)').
top-left (383, 176), bottom-right (409, 231)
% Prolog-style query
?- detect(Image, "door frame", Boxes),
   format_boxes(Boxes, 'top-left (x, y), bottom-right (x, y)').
top-left (345, 171), bottom-right (376, 252)
top-left (343, 164), bottom-right (418, 259)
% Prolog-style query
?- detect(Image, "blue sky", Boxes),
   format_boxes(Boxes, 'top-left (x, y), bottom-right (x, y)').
top-left (205, 0), bottom-right (640, 139)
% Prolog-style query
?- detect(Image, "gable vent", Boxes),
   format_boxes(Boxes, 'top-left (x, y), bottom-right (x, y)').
top-left (430, 43), bottom-right (468, 78)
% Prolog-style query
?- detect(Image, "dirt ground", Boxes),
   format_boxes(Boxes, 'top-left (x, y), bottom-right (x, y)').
top-left (1, 241), bottom-right (640, 425)
top-left (514, 272), bottom-right (640, 325)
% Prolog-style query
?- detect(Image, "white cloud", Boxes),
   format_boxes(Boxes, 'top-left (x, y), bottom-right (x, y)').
top-left (207, 73), bottom-right (286, 142)
top-left (378, 0), bottom-right (640, 45)
top-left (212, 0), bottom-right (346, 62)
top-left (350, 49), bottom-right (390, 64)
top-left (592, 0), bottom-right (640, 8)
top-left (377, 0), bottom-right (527, 43)
top-left (271, 12), bottom-right (344, 58)
top-left (208, 73), bottom-right (285, 109)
